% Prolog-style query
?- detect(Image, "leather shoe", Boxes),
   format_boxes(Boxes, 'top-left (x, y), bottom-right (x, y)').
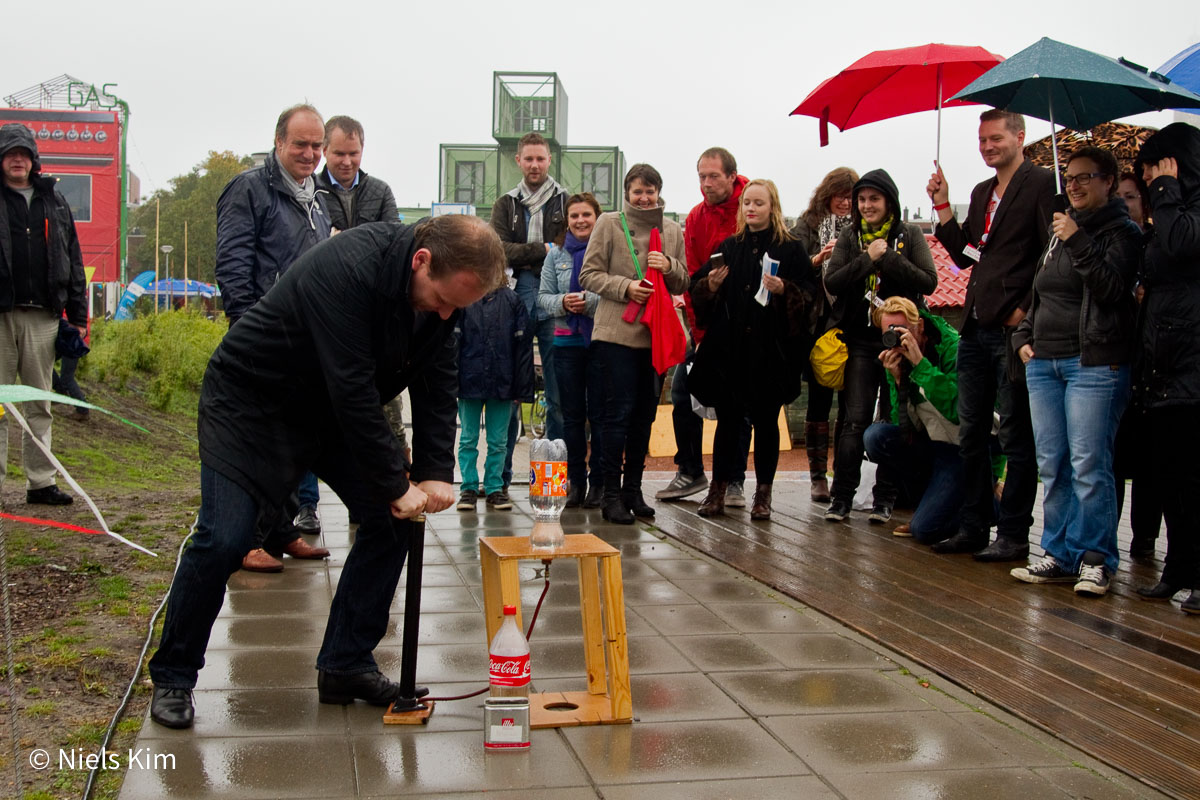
top-left (27, 485), bottom-right (73, 505)
top-left (242, 548), bottom-right (283, 572)
top-left (317, 670), bottom-right (427, 706)
top-left (972, 537), bottom-right (1030, 562)
top-left (283, 538), bottom-right (330, 559)
top-left (150, 686), bottom-right (194, 729)
top-left (1183, 591), bottom-right (1200, 615)
top-left (583, 485), bottom-right (603, 508)
top-left (930, 530), bottom-right (988, 555)
top-left (1137, 581), bottom-right (1182, 600)
top-left (293, 504), bottom-right (321, 534)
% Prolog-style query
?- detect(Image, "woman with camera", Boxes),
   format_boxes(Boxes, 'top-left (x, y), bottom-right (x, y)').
top-left (688, 179), bottom-right (820, 520)
top-left (1010, 146), bottom-right (1140, 598)
top-left (822, 169), bottom-right (937, 523)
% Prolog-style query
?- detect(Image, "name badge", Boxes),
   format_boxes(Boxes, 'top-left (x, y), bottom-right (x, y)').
top-left (963, 244), bottom-right (982, 262)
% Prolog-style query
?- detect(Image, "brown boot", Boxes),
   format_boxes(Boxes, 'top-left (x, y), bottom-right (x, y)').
top-left (751, 484), bottom-right (773, 520)
top-left (697, 480), bottom-right (728, 518)
top-left (242, 548), bottom-right (284, 573)
top-left (806, 421), bottom-right (831, 502)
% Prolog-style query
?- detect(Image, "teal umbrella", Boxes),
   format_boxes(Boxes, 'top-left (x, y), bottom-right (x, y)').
top-left (951, 37), bottom-right (1200, 186)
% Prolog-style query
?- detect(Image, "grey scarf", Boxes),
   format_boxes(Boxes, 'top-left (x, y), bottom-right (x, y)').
top-left (518, 177), bottom-right (561, 243)
top-left (278, 164), bottom-right (321, 230)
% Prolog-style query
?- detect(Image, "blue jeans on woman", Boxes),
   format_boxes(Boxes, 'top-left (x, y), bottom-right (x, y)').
top-left (1025, 356), bottom-right (1130, 573)
top-left (554, 344), bottom-right (604, 492)
top-left (864, 423), bottom-right (965, 543)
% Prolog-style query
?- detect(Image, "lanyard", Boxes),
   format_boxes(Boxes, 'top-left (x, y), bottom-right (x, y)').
top-left (618, 213), bottom-right (645, 281)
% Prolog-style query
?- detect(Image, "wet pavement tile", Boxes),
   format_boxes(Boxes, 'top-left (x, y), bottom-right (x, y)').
top-left (218, 588), bottom-right (333, 618)
top-left (764, 711), bottom-right (1027, 774)
top-left (376, 643), bottom-right (482, 684)
top-left (398, 564), bottom-right (473, 587)
top-left (601, 776), bottom-right (837, 800)
top-left (645, 558), bottom-right (735, 581)
top-left (137, 688), bottom-right (346, 740)
top-left (207, 615), bottom-right (328, 650)
top-left (667, 634), bottom-right (787, 672)
top-left (827, 768), bottom-right (1071, 799)
top-left (391, 584), bottom-right (482, 613)
top-left (672, 578), bottom-right (773, 604)
top-left (745, 633), bottom-right (892, 670)
top-left (193, 647), bottom-right (320, 691)
top-left (618, 580), bottom-right (698, 606)
top-left (382, 790), bottom-right (600, 800)
top-left (390, 611), bottom-right (486, 645)
top-left (226, 567), bottom-right (329, 592)
top-left (634, 604), bottom-right (737, 636)
top-left (706, 601), bottom-right (828, 633)
top-left (717, 669), bottom-right (927, 715)
top-left (352, 730), bottom-right (588, 794)
top-left (563, 719), bottom-right (809, 784)
top-left (117, 735), bottom-right (355, 799)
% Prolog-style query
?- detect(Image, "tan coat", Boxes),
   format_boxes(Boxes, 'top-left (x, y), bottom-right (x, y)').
top-left (580, 201), bottom-right (688, 349)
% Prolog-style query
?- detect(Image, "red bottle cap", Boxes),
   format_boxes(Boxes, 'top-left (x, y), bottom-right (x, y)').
top-left (503, 605), bottom-right (517, 615)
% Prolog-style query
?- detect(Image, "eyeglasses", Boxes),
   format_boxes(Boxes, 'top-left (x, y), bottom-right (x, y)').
top-left (1062, 172), bottom-right (1108, 187)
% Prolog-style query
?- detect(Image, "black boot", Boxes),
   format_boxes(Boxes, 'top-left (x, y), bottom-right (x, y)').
top-left (583, 484), bottom-right (603, 508)
top-left (622, 488), bottom-right (655, 517)
top-left (565, 483), bottom-right (585, 508)
top-left (601, 488), bottom-right (634, 524)
top-left (805, 422), bottom-right (831, 502)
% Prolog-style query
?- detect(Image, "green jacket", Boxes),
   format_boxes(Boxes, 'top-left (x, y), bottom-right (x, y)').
top-left (885, 310), bottom-right (959, 431)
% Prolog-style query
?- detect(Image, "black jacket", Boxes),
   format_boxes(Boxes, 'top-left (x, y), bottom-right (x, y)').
top-left (688, 231), bottom-right (820, 407)
top-left (1133, 123), bottom-right (1200, 409)
top-left (455, 287), bottom-right (534, 402)
top-left (214, 151), bottom-right (331, 320)
top-left (315, 168), bottom-right (398, 230)
top-left (825, 170), bottom-right (938, 345)
top-left (490, 188), bottom-right (568, 276)
top-left (934, 159), bottom-right (1056, 329)
top-left (1012, 197), bottom-right (1140, 366)
top-left (198, 222), bottom-right (459, 506)
top-left (0, 124), bottom-right (86, 325)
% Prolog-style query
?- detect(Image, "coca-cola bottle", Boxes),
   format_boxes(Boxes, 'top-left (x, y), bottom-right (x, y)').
top-left (488, 605), bottom-right (530, 698)
top-left (529, 438), bottom-right (567, 550)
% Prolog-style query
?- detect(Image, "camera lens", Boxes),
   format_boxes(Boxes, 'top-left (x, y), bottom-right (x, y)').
top-left (881, 330), bottom-right (900, 348)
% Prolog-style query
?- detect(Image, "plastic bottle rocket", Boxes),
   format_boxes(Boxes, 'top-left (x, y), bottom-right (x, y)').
top-left (529, 437), bottom-right (567, 550)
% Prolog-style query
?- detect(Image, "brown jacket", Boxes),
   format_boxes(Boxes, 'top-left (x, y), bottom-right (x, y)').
top-left (580, 201), bottom-right (688, 349)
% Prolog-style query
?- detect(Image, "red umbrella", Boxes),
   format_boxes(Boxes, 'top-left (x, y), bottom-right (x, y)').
top-left (791, 43), bottom-right (1003, 160)
top-left (641, 228), bottom-right (686, 374)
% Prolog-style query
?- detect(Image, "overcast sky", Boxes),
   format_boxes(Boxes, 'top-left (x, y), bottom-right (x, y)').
top-left (9, 0), bottom-right (1200, 218)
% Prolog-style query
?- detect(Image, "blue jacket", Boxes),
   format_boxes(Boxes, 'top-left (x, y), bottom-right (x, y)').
top-left (456, 287), bottom-right (534, 401)
top-left (215, 150), bottom-right (331, 321)
top-left (537, 243), bottom-right (600, 331)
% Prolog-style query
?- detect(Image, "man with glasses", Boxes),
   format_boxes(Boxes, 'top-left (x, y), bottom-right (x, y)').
top-left (926, 110), bottom-right (1055, 562)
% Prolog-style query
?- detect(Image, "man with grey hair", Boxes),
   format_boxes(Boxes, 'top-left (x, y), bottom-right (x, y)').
top-left (215, 103), bottom-right (333, 569)
top-left (0, 123), bottom-right (87, 506)
top-left (149, 214), bottom-right (505, 729)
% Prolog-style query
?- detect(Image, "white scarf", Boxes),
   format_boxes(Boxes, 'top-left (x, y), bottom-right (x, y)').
top-left (518, 178), bottom-right (561, 243)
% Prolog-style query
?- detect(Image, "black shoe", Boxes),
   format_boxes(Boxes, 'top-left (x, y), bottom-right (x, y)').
top-left (565, 484), bottom-right (585, 508)
top-left (1182, 591), bottom-right (1200, 615)
top-left (150, 686), bottom-right (194, 729)
top-left (601, 490), bottom-right (634, 525)
top-left (293, 504), bottom-right (321, 534)
top-left (973, 537), bottom-right (1030, 562)
top-left (583, 484), bottom-right (603, 508)
top-left (486, 492), bottom-right (513, 511)
top-left (317, 670), bottom-right (427, 706)
top-left (1137, 581), bottom-right (1182, 600)
top-left (824, 499), bottom-right (851, 522)
top-left (868, 503), bottom-right (893, 524)
top-left (26, 485), bottom-right (72, 505)
top-left (931, 529), bottom-right (988, 555)
top-left (1129, 536), bottom-right (1157, 559)
top-left (622, 489), bottom-right (655, 518)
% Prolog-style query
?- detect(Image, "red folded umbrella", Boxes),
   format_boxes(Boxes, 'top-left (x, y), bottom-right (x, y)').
top-left (640, 228), bottom-right (686, 374)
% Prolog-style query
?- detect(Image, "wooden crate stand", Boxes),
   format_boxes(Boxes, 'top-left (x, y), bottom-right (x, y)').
top-left (479, 534), bottom-right (632, 728)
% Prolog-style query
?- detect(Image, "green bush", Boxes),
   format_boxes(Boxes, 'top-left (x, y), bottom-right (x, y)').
top-left (82, 309), bottom-right (226, 413)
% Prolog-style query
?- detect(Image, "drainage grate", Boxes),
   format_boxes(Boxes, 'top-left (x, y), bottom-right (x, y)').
top-left (1044, 607), bottom-right (1200, 672)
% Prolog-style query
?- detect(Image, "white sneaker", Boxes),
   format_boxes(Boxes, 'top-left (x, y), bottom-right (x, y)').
top-left (725, 481), bottom-right (745, 508)
top-left (1011, 555), bottom-right (1078, 584)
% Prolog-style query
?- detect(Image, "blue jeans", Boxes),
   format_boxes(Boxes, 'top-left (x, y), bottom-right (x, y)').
top-left (513, 268), bottom-right (562, 430)
top-left (554, 344), bottom-right (604, 491)
top-left (458, 398), bottom-right (511, 495)
top-left (1025, 357), bottom-right (1130, 573)
top-left (956, 324), bottom-right (1037, 540)
top-left (592, 341), bottom-right (658, 490)
top-left (298, 470), bottom-right (320, 507)
top-left (865, 423), bottom-right (965, 544)
top-left (149, 462), bottom-right (414, 688)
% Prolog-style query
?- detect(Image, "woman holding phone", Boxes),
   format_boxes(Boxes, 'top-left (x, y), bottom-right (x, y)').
top-left (538, 192), bottom-right (604, 508)
top-left (688, 179), bottom-right (819, 520)
top-left (580, 165), bottom-right (689, 524)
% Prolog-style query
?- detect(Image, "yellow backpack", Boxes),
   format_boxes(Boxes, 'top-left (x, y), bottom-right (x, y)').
top-left (809, 327), bottom-right (848, 390)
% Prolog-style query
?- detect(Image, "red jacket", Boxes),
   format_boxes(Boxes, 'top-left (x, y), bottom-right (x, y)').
top-left (682, 174), bottom-right (748, 340)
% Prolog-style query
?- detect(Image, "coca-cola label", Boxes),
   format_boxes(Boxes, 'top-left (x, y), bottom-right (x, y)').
top-left (528, 460), bottom-right (568, 497)
top-left (489, 653), bottom-right (530, 686)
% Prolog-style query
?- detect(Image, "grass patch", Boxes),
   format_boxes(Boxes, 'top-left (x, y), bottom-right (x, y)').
top-left (24, 701), bottom-right (58, 716)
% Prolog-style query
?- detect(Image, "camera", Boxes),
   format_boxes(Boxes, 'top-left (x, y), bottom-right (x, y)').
top-left (881, 324), bottom-right (907, 349)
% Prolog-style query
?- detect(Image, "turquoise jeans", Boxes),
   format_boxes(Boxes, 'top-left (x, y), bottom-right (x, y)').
top-left (459, 398), bottom-right (513, 495)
